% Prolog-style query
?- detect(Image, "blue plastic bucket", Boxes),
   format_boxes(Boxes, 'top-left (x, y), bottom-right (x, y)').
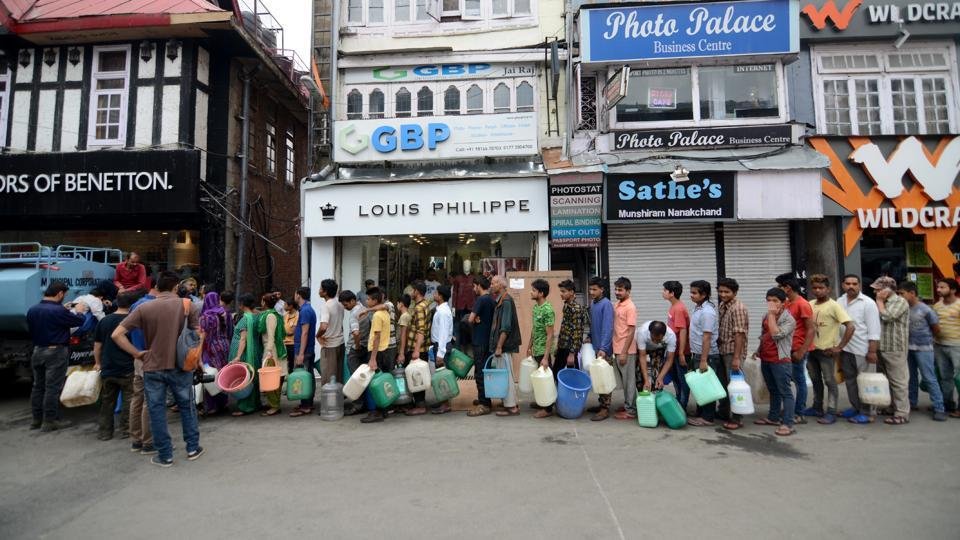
top-left (483, 355), bottom-right (510, 399)
top-left (556, 368), bottom-right (592, 419)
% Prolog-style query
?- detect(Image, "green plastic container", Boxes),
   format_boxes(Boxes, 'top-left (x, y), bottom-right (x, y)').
top-left (954, 372), bottom-right (960, 395)
top-left (286, 368), bottom-right (314, 401)
top-left (635, 391), bottom-right (658, 428)
top-left (447, 348), bottom-right (475, 379)
top-left (684, 366), bottom-right (727, 406)
top-left (432, 367), bottom-right (460, 402)
top-left (655, 391), bottom-right (687, 430)
top-left (369, 371), bottom-right (399, 409)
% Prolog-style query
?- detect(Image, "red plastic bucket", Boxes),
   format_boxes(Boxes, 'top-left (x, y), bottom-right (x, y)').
top-left (217, 362), bottom-right (254, 398)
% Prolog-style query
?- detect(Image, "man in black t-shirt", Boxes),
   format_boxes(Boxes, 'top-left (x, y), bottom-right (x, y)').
top-left (467, 275), bottom-right (496, 416)
top-left (94, 293), bottom-right (136, 441)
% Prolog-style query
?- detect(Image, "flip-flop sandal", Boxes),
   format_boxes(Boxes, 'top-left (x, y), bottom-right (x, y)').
top-left (467, 405), bottom-right (491, 417)
top-left (884, 416), bottom-right (909, 425)
top-left (687, 418), bottom-right (714, 427)
top-left (231, 411), bottom-right (248, 417)
top-left (754, 418), bottom-right (779, 426)
top-left (431, 406), bottom-right (452, 415)
top-left (949, 411), bottom-right (960, 418)
top-left (288, 408), bottom-right (310, 417)
top-left (722, 422), bottom-right (742, 430)
top-left (261, 408), bottom-right (281, 417)
top-left (495, 407), bottom-right (520, 417)
top-left (775, 426), bottom-right (796, 437)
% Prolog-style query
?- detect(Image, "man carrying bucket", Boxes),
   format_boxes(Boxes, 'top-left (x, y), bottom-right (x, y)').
top-left (490, 276), bottom-right (521, 417)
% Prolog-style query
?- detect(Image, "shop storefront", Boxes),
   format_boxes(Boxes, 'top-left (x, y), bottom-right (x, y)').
top-left (304, 176), bottom-right (550, 298)
top-left (798, 0), bottom-right (960, 288)
top-left (572, 0), bottom-right (826, 340)
top-left (0, 149), bottom-right (205, 283)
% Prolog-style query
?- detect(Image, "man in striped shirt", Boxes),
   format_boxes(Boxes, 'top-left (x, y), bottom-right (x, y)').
top-left (873, 276), bottom-right (910, 425)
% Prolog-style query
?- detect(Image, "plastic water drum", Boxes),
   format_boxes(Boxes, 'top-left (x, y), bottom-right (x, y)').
top-left (635, 391), bottom-right (658, 428)
top-left (432, 367), bottom-right (460, 402)
top-left (727, 371), bottom-right (755, 415)
top-left (684, 366), bottom-right (727, 406)
top-left (556, 368), bottom-right (591, 419)
top-left (447, 348), bottom-right (475, 379)
top-left (579, 343), bottom-right (596, 374)
top-left (518, 356), bottom-right (537, 395)
top-left (531, 366), bottom-right (558, 407)
top-left (343, 364), bottom-right (373, 401)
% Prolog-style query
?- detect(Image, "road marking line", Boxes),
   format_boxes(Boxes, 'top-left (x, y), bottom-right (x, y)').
top-left (574, 427), bottom-right (626, 540)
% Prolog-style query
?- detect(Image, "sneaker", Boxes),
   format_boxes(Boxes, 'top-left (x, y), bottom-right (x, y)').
top-left (41, 419), bottom-right (73, 432)
top-left (801, 407), bottom-right (823, 417)
top-left (933, 411), bottom-right (948, 422)
top-left (186, 447), bottom-right (205, 461)
top-left (151, 456), bottom-right (173, 468)
top-left (130, 442), bottom-right (143, 452)
top-left (140, 445), bottom-right (157, 455)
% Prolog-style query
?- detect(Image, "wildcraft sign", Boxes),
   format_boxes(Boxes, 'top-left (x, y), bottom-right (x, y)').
top-left (550, 180), bottom-right (602, 248)
top-left (604, 173), bottom-right (736, 222)
top-left (613, 125), bottom-right (795, 150)
top-left (801, 0), bottom-right (960, 39)
top-left (579, 0), bottom-right (799, 63)
top-left (0, 149), bottom-right (199, 216)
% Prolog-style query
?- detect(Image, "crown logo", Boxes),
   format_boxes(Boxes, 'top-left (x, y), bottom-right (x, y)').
top-left (321, 203), bottom-right (337, 220)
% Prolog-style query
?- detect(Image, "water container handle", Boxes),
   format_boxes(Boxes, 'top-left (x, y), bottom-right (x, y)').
top-left (730, 370), bottom-right (744, 381)
top-left (484, 354), bottom-right (498, 370)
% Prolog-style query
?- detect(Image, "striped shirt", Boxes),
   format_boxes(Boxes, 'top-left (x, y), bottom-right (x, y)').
top-left (406, 299), bottom-right (432, 354)
top-left (718, 298), bottom-right (749, 358)
top-left (878, 293), bottom-right (909, 352)
top-left (934, 299), bottom-right (960, 346)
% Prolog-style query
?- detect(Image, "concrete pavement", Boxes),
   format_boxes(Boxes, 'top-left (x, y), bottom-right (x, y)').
top-left (0, 383), bottom-right (958, 540)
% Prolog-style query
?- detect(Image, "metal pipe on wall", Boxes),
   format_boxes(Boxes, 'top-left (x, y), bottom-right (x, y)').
top-left (234, 68), bottom-right (254, 295)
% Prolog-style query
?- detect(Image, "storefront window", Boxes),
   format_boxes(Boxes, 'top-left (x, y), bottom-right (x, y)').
top-left (616, 68), bottom-right (693, 123)
top-left (698, 64), bottom-right (779, 120)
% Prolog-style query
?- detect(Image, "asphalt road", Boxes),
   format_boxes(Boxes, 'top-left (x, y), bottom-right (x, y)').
top-left (0, 381), bottom-right (958, 540)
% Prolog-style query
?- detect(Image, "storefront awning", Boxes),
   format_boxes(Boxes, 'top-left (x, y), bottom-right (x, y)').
top-left (601, 145), bottom-right (830, 174)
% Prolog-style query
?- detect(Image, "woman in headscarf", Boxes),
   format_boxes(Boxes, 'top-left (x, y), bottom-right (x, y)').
top-left (259, 293), bottom-right (287, 416)
top-left (228, 293), bottom-right (262, 416)
top-left (199, 291), bottom-right (232, 416)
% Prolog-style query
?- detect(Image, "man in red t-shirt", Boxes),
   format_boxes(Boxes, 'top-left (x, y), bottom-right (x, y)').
top-left (776, 273), bottom-right (816, 423)
top-left (115, 252), bottom-right (148, 295)
top-left (662, 280), bottom-right (691, 409)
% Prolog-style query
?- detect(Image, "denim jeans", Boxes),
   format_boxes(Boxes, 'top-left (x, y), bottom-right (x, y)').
top-left (144, 369), bottom-right (200, 461)
top-left (30, 346), bottom-right (69, 422)
top-left (791, 354), bottom-right (808, 416)
top-left (934, 344), bottom-right (960, 412)
top-left (908, 350), bottom-right (944, 413)
top-left (670, 357), bottom-right (690, 411)
top-left (761, 361), bottom-right (795, 427)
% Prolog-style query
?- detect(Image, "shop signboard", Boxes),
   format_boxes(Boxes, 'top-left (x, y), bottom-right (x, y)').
top-left (0, 149), bottom-right (200, 217)
top-left (303, 177), bottom-right (548, 237)
top-left (612, 125), bottom-right (796, 150)
top-left (342, 63), bottom-right (538, 84)
top-left (810, 135), bottom-right (960, 278)
top-left (604, 173), bottom-right (736, 223)
top-left (550, 181), bottom-right (602, 248)
top-left (800, 0), bottom-right (960, 40)
top-left (333, 112), bottom-right (538, 163)
top-left (579, 0), bottom-right (800, 63)
top-left (603, 66), bottom-right (630, 110)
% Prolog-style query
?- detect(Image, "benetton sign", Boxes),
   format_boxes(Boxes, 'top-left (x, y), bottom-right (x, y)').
top-left (604, 173), bottom-right (736, 222)
top-left (613, 125), bottom-right (794, 151)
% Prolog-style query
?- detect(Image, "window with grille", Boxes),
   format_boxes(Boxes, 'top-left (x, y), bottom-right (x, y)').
top-left (266, 123), bottom-right (277, 176)
top-left (89, 46), bottom-right (130, 145)
top-left (444, 86), bottom-right (461, 115)
top-left (396, 87), bottom-right (412, 117)
top-left (285, 129), bottom-right (295, 184)
top-left (369, 89), bottom-right (385, 119)
top-left (417, 86), bottom-right (434, 116)
top-left (346, 0), bottom-right (534, 25)
top-left (813, 43), bottom-right (958, 135)
top-left (347, 90), bottom-right (363, 120)
top-left (342, 78), bottom-right (536, 118)
top-left (577, 72), bottom-right (597, 131)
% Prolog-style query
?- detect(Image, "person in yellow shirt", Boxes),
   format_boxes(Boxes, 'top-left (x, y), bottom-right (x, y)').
top-left (806, 275), bottom-right (855, 424)
top-left (362, 288), bottom-right (395, 424)
top-left (282, 300), bottom-right (298, 375)
top-left (933, 278), bottom-right (960, 417)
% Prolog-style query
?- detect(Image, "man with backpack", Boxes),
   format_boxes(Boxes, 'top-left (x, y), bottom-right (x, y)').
top-left (111, 271), bottom-right (202, 468)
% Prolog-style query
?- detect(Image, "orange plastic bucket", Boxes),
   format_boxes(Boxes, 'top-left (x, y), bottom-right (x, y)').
top-left (258, 355), bottom-right (282, 392)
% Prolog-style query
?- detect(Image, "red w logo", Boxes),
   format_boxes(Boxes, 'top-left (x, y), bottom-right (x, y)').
top-left (801, 0), bottom-right (863, 30)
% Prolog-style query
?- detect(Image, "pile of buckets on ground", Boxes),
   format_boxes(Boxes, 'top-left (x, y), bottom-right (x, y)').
top-left (209, 343), bottom-right (903, 425)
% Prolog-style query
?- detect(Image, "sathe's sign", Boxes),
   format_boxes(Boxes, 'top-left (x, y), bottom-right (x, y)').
top-left (604, 173), bottom-right (736, 222)
top-left (334, 112), bottom-right (538, 163)
top-left (579, 0), bottom-right (799, 63)
top-left (343, 63), bottom-right (537, 84)
top-left (0, 149), bottom-right (199, 217)
top-left (801, 0), bottom-right (960, 39)
top-left (613, 125), bottom-right (795, 151)
top-left (303, 178), bottom-right (548, 237)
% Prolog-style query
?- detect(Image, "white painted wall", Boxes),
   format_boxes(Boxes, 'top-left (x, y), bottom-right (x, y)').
top-left (165, 52), bottom-right (182, 78)
top-left (139, 52), bottom-right (156, 79)
top-left (17, 53), bottom-right (33, 84)
top-left (61, 89), bottom-right (81, 151)
top-left (135, 86), bottom-right (154, 147)
top-left (65, 51), bottom-right (83, 81)
top-left (40, 49), bottom-right (58, 82)
top-left (309, 237), bottom-right (336, 291)
top-left (341, 237), bottom-right (365, 296)
top-left (35, 90), bottom-right (56, 151)
top-left (195, 89), bottom-right (209, 180)
top-left (10, 91), bottom-right (30, 150)
top-left (197, 47), bottom-right (210, 86)
top-left (160, 85), bottom-right (180, 145)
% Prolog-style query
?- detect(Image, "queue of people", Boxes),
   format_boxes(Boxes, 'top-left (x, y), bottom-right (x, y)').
top-left (25, 268), bottom-right (960, 466)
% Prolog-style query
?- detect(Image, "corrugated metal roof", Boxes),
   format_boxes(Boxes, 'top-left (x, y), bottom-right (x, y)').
top-left (3, 0), bottom-right (223, 22)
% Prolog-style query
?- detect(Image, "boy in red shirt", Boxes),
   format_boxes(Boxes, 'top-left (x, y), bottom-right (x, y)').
top-left (776, 273), bottom-right (815, 423)
top-left (753, 288), bottom-right (797, 436)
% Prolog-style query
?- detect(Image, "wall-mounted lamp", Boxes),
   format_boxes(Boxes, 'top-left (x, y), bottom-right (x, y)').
top-left (68, 47), bottom-right (81, 66)
top-left (670, 164), bottom-right (690, 183)
top-left (139, 41), bottom-right (154, 63)
top-left (43, 48), bottom-right (56, 67)
top-left (165, 39), bottom-right (180, 61)
top-left (18, 49), bottom-right (30, 68)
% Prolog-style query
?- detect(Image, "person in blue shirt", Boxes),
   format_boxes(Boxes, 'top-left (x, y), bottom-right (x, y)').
top-left (290, 286), bottom-right (318, 416)
top-left (26, 281), bottom-right (86, 432)
top-left (587, 276), bottom-right (614, 421)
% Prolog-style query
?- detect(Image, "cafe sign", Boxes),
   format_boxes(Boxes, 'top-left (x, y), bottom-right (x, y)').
top-left (579, 0), bottom-right (800, 63)
top-left (612, 125), bottom-right (796, 151)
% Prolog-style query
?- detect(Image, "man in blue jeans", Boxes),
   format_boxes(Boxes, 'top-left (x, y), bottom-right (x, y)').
top-left (112, 271), bottom-right (202, 467)
top-left (687, 280), bottom-right (722, 426)
top-left (900, 281), bottom-right (947, 421)
top-left (776, 273), bottom-right (816, 424)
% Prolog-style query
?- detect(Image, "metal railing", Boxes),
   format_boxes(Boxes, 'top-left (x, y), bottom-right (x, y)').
top-left (235, 0), bottom-right (310, 86)
top-left (0, 243), bottom-right (123, 268)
